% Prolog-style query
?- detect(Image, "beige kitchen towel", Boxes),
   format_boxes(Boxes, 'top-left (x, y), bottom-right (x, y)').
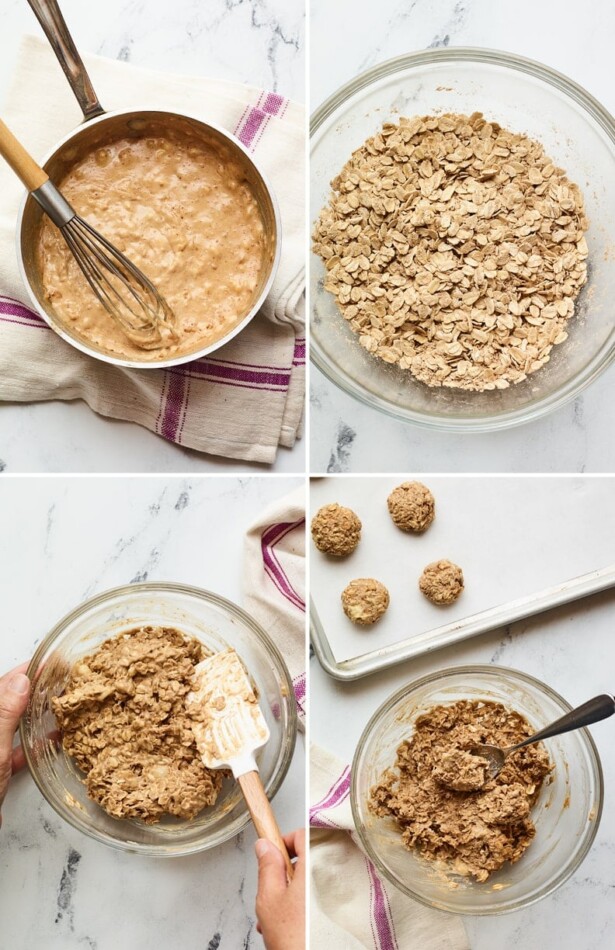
top-left (310, 744), bottom-right (470, 950)
top-left (243, 486), bottom-right (305, 727)
top-left (0, 35), bottom-right (305, 464)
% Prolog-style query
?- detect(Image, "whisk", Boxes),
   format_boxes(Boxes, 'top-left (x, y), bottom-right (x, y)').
top-left (0, 117), bottom-right (176, 350)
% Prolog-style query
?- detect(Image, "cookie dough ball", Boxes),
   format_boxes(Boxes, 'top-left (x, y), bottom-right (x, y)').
top-left (387, 482), bottom-right (435, 533)
top-left (419, 560), bottom-right (464, 605)
top-left (311, 503), bottom-right (362, 556)
top-left (341, 578), bottom-right (389, 625)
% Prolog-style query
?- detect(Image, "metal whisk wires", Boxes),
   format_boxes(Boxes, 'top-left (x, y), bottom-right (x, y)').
top-left (33, 179), bottom-right (176, 350)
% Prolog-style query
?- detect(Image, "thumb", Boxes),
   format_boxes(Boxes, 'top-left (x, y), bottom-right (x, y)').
top-left (255, 838), bottom-right (287, 899)
top-left (0, 673), bottom-right (30, 777)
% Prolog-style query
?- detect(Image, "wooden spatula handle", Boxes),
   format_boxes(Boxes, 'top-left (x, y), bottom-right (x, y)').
top-left (0, 118), bottom-right (48, 191)
top-left (238, 770), bottom-right (294, 881)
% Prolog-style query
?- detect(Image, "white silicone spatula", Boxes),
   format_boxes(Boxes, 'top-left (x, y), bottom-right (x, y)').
top-left (188, 648), bottom-right (294, 880)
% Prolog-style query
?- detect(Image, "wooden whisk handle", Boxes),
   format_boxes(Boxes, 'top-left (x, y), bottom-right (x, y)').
top-left (238, 770), bottom-right (294, 881)
top-left (0, 118), bottom-right (48, 192)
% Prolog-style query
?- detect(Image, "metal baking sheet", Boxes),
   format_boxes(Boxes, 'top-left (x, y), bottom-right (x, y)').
top-left (309, 477), bottom-right (615, 681)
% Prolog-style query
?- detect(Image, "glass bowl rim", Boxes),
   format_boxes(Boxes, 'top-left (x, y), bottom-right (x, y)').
top-left (350, 663), bottom-right (604, 915)
top-left (20, 581), bottom-right (298, 857)
top-left (310, 46), bottom-right (615, 432)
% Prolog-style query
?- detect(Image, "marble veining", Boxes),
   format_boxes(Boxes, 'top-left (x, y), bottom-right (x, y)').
top-left (310, 0), bottom-right (615, 474)
top-left (0, 476), bottom-right (304, 950)
top-left (326, 422), bottom-right (356, 474)
top-left (55, 847), bottom-right (81, 929)
top-left (426, 0), bottom-right (469, 50)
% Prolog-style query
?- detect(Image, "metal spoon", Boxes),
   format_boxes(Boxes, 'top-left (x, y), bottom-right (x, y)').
top-left (470, 693), bottom-right (615, 784)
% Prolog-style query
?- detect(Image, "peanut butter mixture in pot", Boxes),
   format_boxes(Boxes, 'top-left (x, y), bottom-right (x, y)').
top-left (52, 625), bottom-right (229, 824)
top-left (369, 699), bottom-right (552, 881)
top-left (36, 125), bottom-right (268, 361)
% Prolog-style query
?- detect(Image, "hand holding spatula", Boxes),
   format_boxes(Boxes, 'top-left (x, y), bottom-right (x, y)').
top-left (188, 648), bottom-right (294, 881)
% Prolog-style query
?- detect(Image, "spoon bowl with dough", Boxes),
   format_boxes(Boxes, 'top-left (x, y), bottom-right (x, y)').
top-left (468, 693), bottom-right (615, 787)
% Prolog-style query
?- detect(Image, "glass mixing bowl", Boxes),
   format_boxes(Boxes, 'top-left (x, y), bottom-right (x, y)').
top-left (351, 666), bottom-right (603, 915)
top-left (311, 48), bottom-right (615, 431)
top-left (21, 583), bottom-right (297, 856)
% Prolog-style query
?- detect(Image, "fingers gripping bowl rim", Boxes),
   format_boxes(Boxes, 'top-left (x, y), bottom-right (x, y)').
top-left (20, 582), bottom-right (297, 856)
top-left (17, 109), bottom-right (282, 370)
top-left (310, 47), bottom-right (615, 432)
top-left (350, 666), bottom-right (603, 915)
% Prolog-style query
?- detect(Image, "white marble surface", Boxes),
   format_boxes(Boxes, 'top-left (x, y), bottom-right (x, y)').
top-left (310, 476), bottom-right (615, 950)
top-left (0, 0), bottom-right (305, 473)
top-left (0, 475), bottom-right (305, 949)
top-left (310, 0), bottom-right (615, 474)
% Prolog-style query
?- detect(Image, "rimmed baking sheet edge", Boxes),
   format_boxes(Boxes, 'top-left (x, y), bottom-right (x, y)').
top-left (310, 565), bottom-right (615, 681)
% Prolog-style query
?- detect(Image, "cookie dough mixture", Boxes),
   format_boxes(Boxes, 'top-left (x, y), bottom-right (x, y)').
top-left (387, 481), bottom-right (435, 533)
top-left (419, 559), bottom-right (464, 604)
top-left (433, 748), bottom-right (490, 792)
top-left (311, 502), bottom-right (362, 556)
top-left (52, 625), bottom-right (226, 824)
top-left (369, 700), bottom-right (552, 881)
top-left (313, 112), bottom-right (588, 391)
top-left (341, 577), bottom-right (389, 624)
top-left (37, 122), bottom-right (268, 361)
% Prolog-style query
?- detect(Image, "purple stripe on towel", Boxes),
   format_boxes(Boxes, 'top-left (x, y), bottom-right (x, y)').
top-left (293, 673), bottom-right (306, 714)
top-left (0, 314), bottom-right (48, 330)
top-left (169, 368), bottom-right (287, 395)
top-left (233, 104), bottom-right (250, 137)
top-left (293, 673), bottom-right (306, 704)
top-left (172, 370), bottom-right (287, 393)
top-left (262, 92), bottom-right (285, 115)
top-left (236, 86), bottom-right (287, 150)
top-left (0, 297), bottom-right (47, 325)
top-left (265, 521), bottom-right (305, 609)
top-left (160, 371), bottom-right (188, 442)
top-left (261, 520), bottom-right (305, 611)
top-left (309, 766), bottom-right (351, 822)
top-left (261, 520), bottom-right (301, 546)
top-left (167, 363), bottom-right (288, 394)
top-left (207, 355), bottom-right (293, 373)
top-left (238, 108), bottom-right (268, 150)
top-left (188, 359), bottom-right (291, 387)
top-left (366, 860), bottom-right (398, 950)
top-left (311, 812), bottom-right (340, 829)
top-left (263, 554), bottom-right (304, 611)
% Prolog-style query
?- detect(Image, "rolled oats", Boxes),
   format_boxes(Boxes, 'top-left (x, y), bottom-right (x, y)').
top-left (313, 113), bottom-right (589, 391)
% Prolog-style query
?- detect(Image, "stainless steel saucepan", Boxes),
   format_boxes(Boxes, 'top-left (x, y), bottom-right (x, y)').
top-left (16, 0), bottom-right (281, 369)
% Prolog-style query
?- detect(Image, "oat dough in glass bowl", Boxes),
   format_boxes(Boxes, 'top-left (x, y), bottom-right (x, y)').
top-left (311, 49), bottom-right (615, 431)
top-left (20, 583), bottom-right (297, 856)
top-left (351, 666), bottom-right (603, 915)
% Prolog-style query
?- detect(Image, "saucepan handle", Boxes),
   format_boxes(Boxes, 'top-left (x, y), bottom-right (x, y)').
top-left (26, 0), bottom-right (105, 121)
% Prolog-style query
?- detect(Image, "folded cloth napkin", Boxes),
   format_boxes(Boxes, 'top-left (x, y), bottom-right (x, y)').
top-left (310, 744), bottom-right (470, 950)
top-left (0, 36), bottom-right (305, 464)
top-left (243, 486), bottom-right (305, 728)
